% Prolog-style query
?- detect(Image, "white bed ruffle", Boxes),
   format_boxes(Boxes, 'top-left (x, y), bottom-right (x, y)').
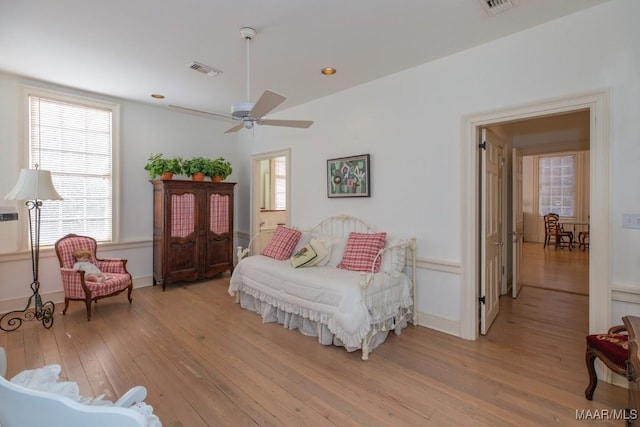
top-left (229, 255), bottom-right (412, 350)
top-left (235, 291), bottom-right (410, 353)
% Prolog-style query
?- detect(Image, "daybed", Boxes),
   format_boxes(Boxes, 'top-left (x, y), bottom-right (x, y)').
top-left (229, 215), bottom-right (416, 360)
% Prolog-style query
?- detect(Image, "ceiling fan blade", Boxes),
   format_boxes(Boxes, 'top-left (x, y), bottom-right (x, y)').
top-left (224, 123), bottom-right (245, 134)
top-left (259, 119), bottom-right (314, 129)
top-left (168, 104), bottom-right (233, 120)
top-left (250, 90), bottom-right (286, 118)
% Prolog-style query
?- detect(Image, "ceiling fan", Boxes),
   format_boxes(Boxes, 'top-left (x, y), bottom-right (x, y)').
top-left (223, 27), bottom-right (314, 134)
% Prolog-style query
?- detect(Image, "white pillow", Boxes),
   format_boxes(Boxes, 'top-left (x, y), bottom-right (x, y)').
top-left (307, 237), bottom-right (331, 266)
top-left (381, 238), bottom-right (408, 277)
top-left (326, 237), bottom-right (348, 267)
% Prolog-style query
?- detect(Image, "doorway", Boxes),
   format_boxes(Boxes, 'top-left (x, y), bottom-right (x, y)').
top-left (460, 91), bottom-right (611, 340)
top-left (250, 149), bottom-right (291, 253)
top-left (491, 111), bottom-right (591, 297)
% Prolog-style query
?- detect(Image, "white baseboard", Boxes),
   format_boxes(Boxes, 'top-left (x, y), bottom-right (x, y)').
top-left (415, 311), bottom-right (460, 337)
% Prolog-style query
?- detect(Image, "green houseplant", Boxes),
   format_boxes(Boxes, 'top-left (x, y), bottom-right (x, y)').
top-left (183, 157), bottom-right (211, 181)
top-left (209, 157), bottom-right (232, 181)
top-left (144, 154), bottom-right (183, 179)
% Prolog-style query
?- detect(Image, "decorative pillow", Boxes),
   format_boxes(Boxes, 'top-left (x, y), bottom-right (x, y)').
top-left (261, 225), bottom-right (302, 260)
top-left (306, 237), bottom-right (331, 266)
top-left (290, 244), bottom-right (318, 268)
top-left (337, 232), bottom-right (387, 273)
top-left (292, 231), bottom-right (312, 255)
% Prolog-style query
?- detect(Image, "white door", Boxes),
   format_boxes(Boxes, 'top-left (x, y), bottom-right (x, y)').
top-left (512, 148), bottom-right (524, 298)
top-left (480, 128), bottom-right (504, 335)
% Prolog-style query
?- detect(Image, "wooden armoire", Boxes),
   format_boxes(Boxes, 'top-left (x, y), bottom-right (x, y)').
top-left (152, 179), bottom-right (236, 290)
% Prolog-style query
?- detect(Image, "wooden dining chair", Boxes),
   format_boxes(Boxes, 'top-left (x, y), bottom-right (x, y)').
top-left (543, 213), bottom-right (573, 250)
top-left (579, 230), bottom-right (590, 250)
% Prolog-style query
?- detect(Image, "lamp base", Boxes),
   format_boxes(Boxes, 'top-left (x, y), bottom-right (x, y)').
top-left (0, 280), bottom-right (55, 332)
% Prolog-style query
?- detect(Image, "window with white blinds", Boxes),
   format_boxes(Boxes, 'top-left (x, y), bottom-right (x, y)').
top-left (28, 93), bottom-right (114, 245)
top-left (538, 155), bottom-right (575, 217)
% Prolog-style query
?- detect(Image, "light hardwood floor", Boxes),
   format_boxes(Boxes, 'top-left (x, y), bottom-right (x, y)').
top-left (0, 246), bottom-right (627, 426)
top-left (520, 241), bottom-right (589, 295)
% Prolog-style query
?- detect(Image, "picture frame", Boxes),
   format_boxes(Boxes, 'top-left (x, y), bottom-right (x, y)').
top-left (327, 154), bottom-right (370, 198)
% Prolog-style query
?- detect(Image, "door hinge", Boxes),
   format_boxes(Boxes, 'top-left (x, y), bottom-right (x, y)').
top-left (479, 141), bottom-right (487, 150)
top-left (479, 296), bottom-right (486, 304)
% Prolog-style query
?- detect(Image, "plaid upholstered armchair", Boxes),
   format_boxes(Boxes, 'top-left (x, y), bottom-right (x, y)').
top-left (54, 234), bottom-right (133, 321)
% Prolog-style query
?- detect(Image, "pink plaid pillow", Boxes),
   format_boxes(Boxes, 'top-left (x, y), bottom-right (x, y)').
top-left (337, 232), bottom-right (387, 273)
top-left (261, 226), bottom-right (302, 260)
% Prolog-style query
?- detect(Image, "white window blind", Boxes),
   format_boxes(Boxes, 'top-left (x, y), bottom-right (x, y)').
top-left (29, 94), bottom-right (113, 245)
top-left (539, 155), bottom-right (574, 217)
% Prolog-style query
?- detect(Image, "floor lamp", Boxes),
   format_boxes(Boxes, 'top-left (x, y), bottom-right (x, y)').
top-left (1, 167), bottom-right (62, 332)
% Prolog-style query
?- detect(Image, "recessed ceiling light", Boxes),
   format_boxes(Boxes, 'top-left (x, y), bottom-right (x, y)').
top-left (321, 67), bottom-right (336, 75)
top-left (151, 94), bottom-right (165, 99)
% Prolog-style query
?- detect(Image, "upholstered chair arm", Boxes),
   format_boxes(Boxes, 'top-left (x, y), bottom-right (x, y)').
top-left (608, 324), bottom-right (627, 335)
top-left (59, 268), bottom-right (91, 299)
top-left (95, 258), bottom-right (129, 275)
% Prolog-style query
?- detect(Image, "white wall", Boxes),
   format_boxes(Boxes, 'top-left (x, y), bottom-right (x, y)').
top-left (240, 0), bottom-right (640, 333)
top-left (0, 74), bottom-right (242, 311)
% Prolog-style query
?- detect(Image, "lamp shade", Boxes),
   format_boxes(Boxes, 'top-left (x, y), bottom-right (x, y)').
top-left (4, 169), bottom-right (63, 201)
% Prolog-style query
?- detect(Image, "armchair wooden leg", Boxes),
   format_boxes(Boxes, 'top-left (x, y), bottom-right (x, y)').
top-left (85, 297), bottom-right (92, 321)
top-left (585, 348), bottom-right (598, 400)
top-left (127, 284), bottom-right (133, 304)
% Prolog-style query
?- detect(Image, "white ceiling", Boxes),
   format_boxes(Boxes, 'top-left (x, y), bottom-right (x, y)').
top-left (0, 0), bottom-right (611, 121)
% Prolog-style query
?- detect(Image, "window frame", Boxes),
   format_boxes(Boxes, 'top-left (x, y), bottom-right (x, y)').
top-left (20, 85), bottom-right (120, 248)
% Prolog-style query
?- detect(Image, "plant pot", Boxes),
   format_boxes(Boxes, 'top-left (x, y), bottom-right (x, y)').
top-left (161, 172), bottom-right (174, 180)
top-left (192, 172), bottom-right (206, 181)
top-left (211, 175), bottom-right (223, 182)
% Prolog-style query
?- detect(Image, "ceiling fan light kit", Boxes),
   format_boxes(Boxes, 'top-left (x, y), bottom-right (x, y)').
top-left (224, 27), bottom-right (314, 133)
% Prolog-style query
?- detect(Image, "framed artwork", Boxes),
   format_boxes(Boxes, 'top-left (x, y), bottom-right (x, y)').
top-left (327, 154), bottom-right (370, 198)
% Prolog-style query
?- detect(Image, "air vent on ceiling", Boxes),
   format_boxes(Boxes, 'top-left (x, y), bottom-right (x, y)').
top-left (480, 0), bottom-right (515, 16)
top-left (187, 61), bottom-right (223, 77)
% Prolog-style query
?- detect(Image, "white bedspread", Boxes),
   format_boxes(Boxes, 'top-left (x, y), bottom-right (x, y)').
top-left (229, 255), bottom-right (412, 349)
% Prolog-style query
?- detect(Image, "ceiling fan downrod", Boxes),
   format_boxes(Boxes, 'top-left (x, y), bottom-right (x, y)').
top-left (240, 27), bottom-right (256, 102)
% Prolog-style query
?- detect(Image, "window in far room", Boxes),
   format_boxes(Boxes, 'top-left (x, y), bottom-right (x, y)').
top-left (24, 88), bottom-right (118, 246)
top-left (538, 155), bottom-right (574, 217)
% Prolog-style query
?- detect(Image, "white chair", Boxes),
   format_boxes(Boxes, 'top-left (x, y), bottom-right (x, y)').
top-left (0, 347), bottom-right (154, 427)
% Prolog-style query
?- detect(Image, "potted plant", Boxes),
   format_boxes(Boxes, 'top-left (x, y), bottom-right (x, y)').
top-left (183, 157), bottom-right (210, 181)
top-left (144, 153), bottom-right (183, 179)
top-left (209, 157), bottom-right (232, 182)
